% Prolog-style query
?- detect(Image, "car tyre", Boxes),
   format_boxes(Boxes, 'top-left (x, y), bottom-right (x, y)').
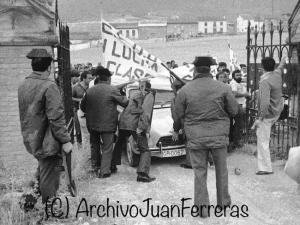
top-left (126, 136), bottom-right (140, 167)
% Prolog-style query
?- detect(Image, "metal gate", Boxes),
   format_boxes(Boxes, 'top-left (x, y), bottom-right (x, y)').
top-left (54, 22), bottom-right (74, 141)
top-left (246, 21), bottom-right (300, 159)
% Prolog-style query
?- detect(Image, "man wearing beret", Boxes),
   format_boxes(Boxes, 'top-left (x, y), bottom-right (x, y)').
top-left (18, 49), bottom-right (72, 205)
top-left (175, 56), bottom-right (239, 217)
top-left (80, 66), bottom-right (129, 178)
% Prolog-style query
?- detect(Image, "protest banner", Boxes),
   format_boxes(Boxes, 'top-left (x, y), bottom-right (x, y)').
top-left (101, 20), bottom-right (170, 84)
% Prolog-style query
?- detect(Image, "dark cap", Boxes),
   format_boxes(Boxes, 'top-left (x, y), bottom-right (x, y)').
top-left (193, 56), bottom-right (217, 67)
top-left (26, 49), bottom-right (53, 59)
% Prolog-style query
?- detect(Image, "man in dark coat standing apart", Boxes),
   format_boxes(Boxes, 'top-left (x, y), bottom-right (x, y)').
top-left (80, 66), bottom-right (128, 178)
top-left (18, 49), bottom-right (72, 204)
top-left (175, 56), bottom-right (238, 217)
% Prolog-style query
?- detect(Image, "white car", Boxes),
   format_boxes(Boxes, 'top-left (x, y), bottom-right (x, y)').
top-left (125, 85), bottom-right (186, 167)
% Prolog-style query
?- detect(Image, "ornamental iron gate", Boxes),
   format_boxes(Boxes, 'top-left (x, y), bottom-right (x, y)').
top-left (246, 21), bottom-right (300, 160)
top-left (54, 22), bottom-right (74, 142)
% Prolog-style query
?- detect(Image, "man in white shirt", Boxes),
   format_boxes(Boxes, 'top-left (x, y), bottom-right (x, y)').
top-left (229, 70), bottom-right (250, 150)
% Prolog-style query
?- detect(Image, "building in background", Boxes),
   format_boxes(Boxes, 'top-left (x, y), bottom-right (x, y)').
top-left (0, 0), bottom-right (58, 169)
top-left (111, 22), bottom-right (139, 39)
top-left (138, 21), bottom-right (167, 40)
top-left (167, 19), bottom-right (198, 38)
top-left (237, 14), bottom-right (264, 32)
top-left (198, 17), bottom-right (227, 34)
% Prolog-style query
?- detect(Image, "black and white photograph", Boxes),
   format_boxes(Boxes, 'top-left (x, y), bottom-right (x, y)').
top-left (0, 0), bottom-right (300, 224)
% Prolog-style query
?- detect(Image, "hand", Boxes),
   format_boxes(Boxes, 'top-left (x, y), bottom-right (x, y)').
top-left (136, 128), bottom-right (143, 135)
top-left (244, 92), bottom-right (251, 98)
top-left (280, 56), bottom-right (287, 65)
top-left (62, 142), bottom-right (73, 154)
top-left (172, 131), bottom-right (179, 141)
top-left (146, 133), bottom-right (150, 139)
top-left (251, 119), bottom-right (262, 130)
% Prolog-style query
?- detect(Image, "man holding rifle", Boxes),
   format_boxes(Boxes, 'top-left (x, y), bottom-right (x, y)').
top-left (18, 49), bottom-right (72, 208)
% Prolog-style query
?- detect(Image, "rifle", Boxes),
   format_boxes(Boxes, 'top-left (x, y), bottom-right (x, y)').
top-left (64, 118), bottom-right (77, 197)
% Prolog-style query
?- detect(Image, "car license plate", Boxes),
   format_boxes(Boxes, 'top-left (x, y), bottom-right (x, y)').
top-left (162, 149), bottom-right (186, 157)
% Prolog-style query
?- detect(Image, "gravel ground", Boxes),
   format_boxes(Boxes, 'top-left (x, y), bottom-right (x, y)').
top-left (42, 115), bottom-right (300, 225)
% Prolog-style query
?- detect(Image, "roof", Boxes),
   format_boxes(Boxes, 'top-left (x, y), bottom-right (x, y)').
top-left (167, 19), bottom-right (198, 24)
top-left (197, 16), bottom-right (226, 21)
top-left (238, 14), bottom-right (255, 20)
top-left (111, 22), bottom-right (138, 29)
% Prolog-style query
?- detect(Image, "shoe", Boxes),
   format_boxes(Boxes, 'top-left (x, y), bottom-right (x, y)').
top-left (180, 163), bottom-right (192, 169)
top-left (137, 174), bottom-right (156, 182)
top-left (111, 165), bottom-right (118, 174)
top-left (256, 171), bottom-right (274, 175)
top-left (98, 173), bottom-right (111, 178)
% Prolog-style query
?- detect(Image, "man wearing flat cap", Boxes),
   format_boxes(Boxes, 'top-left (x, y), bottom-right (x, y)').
top-left (18, 49), bottom-right (72, 205)
top-left (174, 56), bottom-right (238, 217)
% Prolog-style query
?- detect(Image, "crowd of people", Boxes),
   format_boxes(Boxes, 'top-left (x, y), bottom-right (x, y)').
top-left (17, 48), bottom-right (286, 218)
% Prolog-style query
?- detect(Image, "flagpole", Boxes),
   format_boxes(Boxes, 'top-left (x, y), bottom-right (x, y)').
top-left (160, 63), bottom-right (186, 85)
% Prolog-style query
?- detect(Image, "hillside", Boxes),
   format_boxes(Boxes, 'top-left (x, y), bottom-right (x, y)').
top-left (58, 0), bottom-right (298, 22)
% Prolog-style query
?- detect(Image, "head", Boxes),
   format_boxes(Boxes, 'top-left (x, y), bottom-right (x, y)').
top-left (170, 60), bottom-right (175, 67)
top-left (240, 64), bottom-right (247, 74)
top-left (94, 66), bottom-right (112, 84)
top-left (80, 71), bottom-right (93, 85)
top-left (216, 71), bottom-right (228, 83)
top-left (222, 68), bottom-right (230, 77)
top-left (31, 57), bottom-right (53, 74)
top-left (139, 80), bottom-right (151, 95)
top-left (232, 69), bottom-right (242, 83)
top-left (87, 62), bottom-right (93, 69)
top-left (166, 61), bottom-right (171, 68)
top-left (218, 62), bottom-right (227, 71)
top-left (193, 56), bottom-right (217, 77)
top-left (261, 57), bottom-right (276, 72)
top-left (27, 49), bottom-right (53, 75)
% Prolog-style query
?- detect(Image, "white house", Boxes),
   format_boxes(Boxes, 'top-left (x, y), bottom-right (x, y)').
top-left (237, 15), bottom-right (264, 32)
top-left (198, 17), bottom-right (227, 34)
top-left (111, 22), bottom-right (139, 39)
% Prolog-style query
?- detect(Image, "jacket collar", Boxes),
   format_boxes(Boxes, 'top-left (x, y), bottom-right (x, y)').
top-left (26, 71), bottom-right (51, 81)
top-left (193, 73), bottom-right (213, 80)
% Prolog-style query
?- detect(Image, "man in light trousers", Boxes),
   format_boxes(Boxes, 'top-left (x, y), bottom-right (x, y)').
top-left (252, 56), bottom-right (286, 175)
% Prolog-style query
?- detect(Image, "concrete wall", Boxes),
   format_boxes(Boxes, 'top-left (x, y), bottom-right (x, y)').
top-left (167, 23), bottom-right (198, 38)
top-left (138, 26), bottom-right (167, 40)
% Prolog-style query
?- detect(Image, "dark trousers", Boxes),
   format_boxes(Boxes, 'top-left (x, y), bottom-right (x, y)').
top-left (90, 130), bottom-right (114, 175)
top-left (73, 109), bottom-right (82, 143)
top-left (229, 105), bottom-right (244, 145)
top-left (37, 155), bottom-right (62, 203)
top-left (112, 129), bottom-right (128, 166)
top-left (112, 129), bottom-right (151, 175)
top-left (189, 146), bottom-right (231, 212)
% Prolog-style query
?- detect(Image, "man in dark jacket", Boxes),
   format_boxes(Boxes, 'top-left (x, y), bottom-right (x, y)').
top-left (112, 80), bottom-right (156, 182)
top-left (80, 66), bottom-right (128, 178)
top-left (175, 56), bottom-right (238, 217)
top-left (18, 49), bottom-right (72, 204)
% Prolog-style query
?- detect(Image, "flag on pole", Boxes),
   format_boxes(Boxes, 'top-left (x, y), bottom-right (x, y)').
top-left (101, 20), bottom-right (170, 84)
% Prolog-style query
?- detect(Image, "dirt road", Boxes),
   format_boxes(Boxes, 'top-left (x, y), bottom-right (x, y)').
top-left (46, 117), bottom-right (300, 225)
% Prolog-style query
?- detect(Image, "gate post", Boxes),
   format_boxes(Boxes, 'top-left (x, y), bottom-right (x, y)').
top-left (246, 21), bottom-right (251, 140)
top-left (296, 43), bottom-right (300, 145)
